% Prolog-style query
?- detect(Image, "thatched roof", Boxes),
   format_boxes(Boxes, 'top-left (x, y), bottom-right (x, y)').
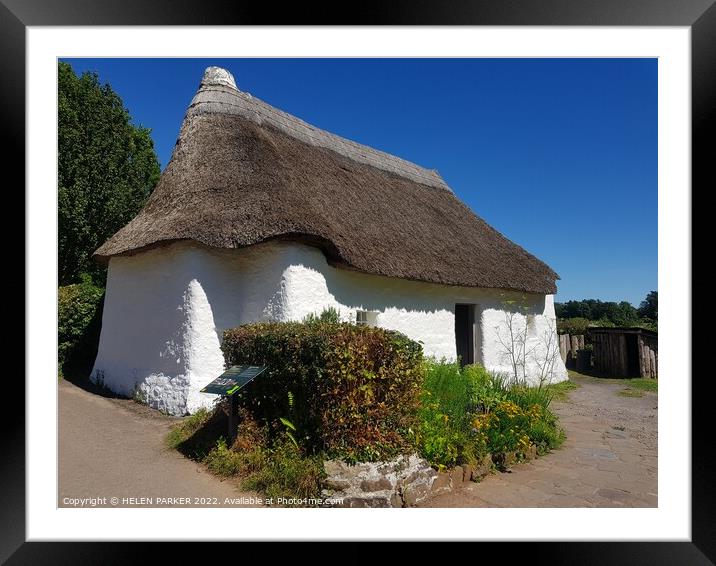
top-left (95, 67), bottom-right (559, 294)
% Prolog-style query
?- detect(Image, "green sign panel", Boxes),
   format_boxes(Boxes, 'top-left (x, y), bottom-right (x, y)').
top-left (200, 365), bottom-right (267, 396)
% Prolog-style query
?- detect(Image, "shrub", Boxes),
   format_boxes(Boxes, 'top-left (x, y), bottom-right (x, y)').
top-left (241, 440), bottom-right (326, 502)
top-left (416, 360), bottom-right (566, 468)
top-left (221, 321), bottom-right (424, 463)
top-left (556, 317), bottom-right (591, 336)
top-left (58, 277), bottom-right (104, 378)
top-left (302, 306), bottom-right (341, 324)
top-left (415, 360), bottom-right (484, 468)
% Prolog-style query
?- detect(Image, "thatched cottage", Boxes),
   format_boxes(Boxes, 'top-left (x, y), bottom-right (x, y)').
top-left (91, 67), bottom-right (567, 415)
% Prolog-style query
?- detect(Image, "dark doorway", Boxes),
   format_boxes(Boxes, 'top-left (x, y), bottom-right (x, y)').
top-left (455, 304), bottom-right (475, 367)
top-left (625, 334), bottom-right (640, 377)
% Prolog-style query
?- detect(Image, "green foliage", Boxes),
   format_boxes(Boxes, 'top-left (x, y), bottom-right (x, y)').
top-left (221, 320), bottom-right (424, 463)
top-left (168, 404), bottom-right (324, 501)
top-left (58, 61), bottom-right (160, 285)
top-left (625, 379), bottom-right (658, 392)
top-left (555, 292), bottom-right (657, 333)
top-left (414, 361), bottom-right (491, 468)
top-left (556, 317), bottom-right (592, 336)
top-left (638, 291), bottom-right (658, 322)
top-left (546, 379), bottom-right (580, 401)
top-left (617, 388), bottom-right (644, 398)
top-left (204, 437), bottom-right (256, 477)
top-left (302, 306), bottom-right (341, 325)
top-left (240, 440), bottom-right (326, 502)
top-left (414, 361), bottom-right (565, 468)
top-left (165, 408), bottom-right (212, 450)
top-left (58, 278), bottom-right (105, 378)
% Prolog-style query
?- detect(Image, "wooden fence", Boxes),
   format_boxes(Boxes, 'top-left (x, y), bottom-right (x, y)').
top-left (558, 333), bottom-right (584, 366)
top-left (590, 328), bottom-right (658, 379)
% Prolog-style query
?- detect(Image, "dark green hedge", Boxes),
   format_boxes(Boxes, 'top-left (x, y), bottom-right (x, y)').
top-left (221, 321), bottom-right (424, 462)
top-left (58, 279), bottom-right (104, 379)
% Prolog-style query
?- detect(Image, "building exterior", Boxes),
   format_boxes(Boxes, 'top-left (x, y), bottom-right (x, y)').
top-left (91, 67), bottom-right (568, 416)
top-left (588, 327), bottom-right (658, 378)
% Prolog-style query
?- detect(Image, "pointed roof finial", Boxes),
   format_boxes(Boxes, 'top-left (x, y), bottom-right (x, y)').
top-left (201, 66), bottom-right (237, 90)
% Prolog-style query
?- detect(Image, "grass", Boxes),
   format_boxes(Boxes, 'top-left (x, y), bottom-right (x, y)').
top-left (166, 407), bottom-right (325, 503)
top-left (618, 388), bottom-right (644, 398)
top-left (546, 378), bottom-right (580, 401)
top-left (568, 369), bottom-right (657, 399)
top-left (624, 379), bottom-right (658, 392)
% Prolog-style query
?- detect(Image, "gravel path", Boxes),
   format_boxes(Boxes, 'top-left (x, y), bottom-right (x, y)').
top-left (420, 374), bottom-right (658, 507)
top-left (58, 379), bottom-right (260, 508)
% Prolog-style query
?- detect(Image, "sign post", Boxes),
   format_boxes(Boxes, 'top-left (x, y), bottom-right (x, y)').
top-left (200, 365), bottom-right (267, 441)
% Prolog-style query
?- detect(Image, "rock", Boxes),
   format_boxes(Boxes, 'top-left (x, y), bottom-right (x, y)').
top-left (450, 466), bottom-right (465, 486)
top-left (524, 444), bottom-right (538, 461)
top-left (360, 477), bottom-right (392, 492)
top-left (494, 451), bottom-right (517, 471)
top-left (472, 454), bottom-right (493, 480)
top-left (324, 460), bottom-right (347, 477)
top-left (431, 472), bottom-right (452, 494)
top-left (402, 483), bottom-right (432, 506)
top-left (321, 453), bottom-right (436, 508)
top-left (323, 478), bottom-right (352, 491)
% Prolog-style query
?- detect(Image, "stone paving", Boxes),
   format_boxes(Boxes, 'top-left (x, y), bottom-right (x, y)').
top-left (420, 374), bottom-right (658, 507)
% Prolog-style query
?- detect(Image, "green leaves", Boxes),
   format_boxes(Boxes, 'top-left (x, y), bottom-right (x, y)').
top-left (221, 321), bottom-right (424, 463)
top-left (58, 279), bottom-right (105, 378)
top-left (58, 62), bottom-right (160, 285)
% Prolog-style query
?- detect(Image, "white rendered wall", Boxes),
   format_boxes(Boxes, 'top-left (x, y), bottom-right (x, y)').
top-left (92, 241), bottom-right (567, 415)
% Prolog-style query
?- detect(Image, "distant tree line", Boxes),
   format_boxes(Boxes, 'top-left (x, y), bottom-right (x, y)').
top-left (555, 291), bottom-right (657, 335)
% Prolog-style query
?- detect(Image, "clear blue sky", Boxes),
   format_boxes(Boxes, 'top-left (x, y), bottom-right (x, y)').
top-left (61, 58), bottom-right (657, 306)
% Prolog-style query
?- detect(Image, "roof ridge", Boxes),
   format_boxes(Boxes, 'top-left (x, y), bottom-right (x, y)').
top-left (187, 75), bottom-right (452, 192)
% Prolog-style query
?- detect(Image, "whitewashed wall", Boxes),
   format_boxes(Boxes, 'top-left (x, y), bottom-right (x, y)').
top-left (92, 241), bottom-right (567, 415)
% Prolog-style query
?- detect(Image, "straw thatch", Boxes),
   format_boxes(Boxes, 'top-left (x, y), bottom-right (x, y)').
top-left (94, 67), bottom-right (559, 294)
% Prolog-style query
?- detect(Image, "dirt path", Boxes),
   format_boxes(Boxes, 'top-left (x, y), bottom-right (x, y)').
top-left (421, 374), bottom-right (658, 507)
top-left (58, 379), bottom-right (260, 507)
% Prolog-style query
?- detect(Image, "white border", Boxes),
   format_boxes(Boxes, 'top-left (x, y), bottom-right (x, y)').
top-left (27, 27), bottom-right (690, 541)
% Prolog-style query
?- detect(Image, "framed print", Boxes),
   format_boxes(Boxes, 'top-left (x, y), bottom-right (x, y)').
top-left (8, 0), bottom-right (711, 562)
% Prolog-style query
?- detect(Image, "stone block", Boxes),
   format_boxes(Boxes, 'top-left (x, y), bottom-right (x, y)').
top-left (450, 465), bottom-right (465, 486)
top-left (431, 472), bottom-right (452, 494)
top-left (472, 454), bottom-right (493, 480)
top-left (360, 477), bottom-right (393, 492)
top-left (402, 483), bottom-right (432, 507)
top-left (524, 445), bottom-right (538, 461)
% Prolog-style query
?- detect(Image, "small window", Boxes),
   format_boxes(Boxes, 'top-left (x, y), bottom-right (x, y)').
top-left (356, 310), bottom-right (378, 327)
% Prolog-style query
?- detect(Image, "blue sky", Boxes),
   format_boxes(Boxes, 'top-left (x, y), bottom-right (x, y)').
top-left (62, 58), bottom-right (657, 306)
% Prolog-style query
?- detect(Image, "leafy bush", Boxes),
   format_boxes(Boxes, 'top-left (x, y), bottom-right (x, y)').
top-left (415, 361), bottom-right (565, 468)
top-left (302, 306), bottom-right (341, 324)
top-left (58, 277), bottom-right (104, 378)
top-left (241, 440), bottom-right (326, 502)
top-left (556, 317), bottom-right (592, 336)
top-left (221, 320), bottom-right (424, 462)
top-left (415, 360), bottom-right (483, 468)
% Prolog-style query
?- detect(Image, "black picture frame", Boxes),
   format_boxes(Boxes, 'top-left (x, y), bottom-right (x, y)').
top-left (8, 0), bottom-right (708, 561)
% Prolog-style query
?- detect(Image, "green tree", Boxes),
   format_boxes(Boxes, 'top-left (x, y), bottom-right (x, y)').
top-left (638, 291), bottom-right (658, 321)
top-left (58, 61), bottom-right (160, 285)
